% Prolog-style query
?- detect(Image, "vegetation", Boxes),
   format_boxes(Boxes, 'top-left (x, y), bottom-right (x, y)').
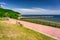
top-left (0, 18), bottom-right (55, 40)
top-left (0, 17), bottom-right (7, 21)
top-left (0, 8), bottom-right (56, 40)
top-left (0, 8), bottom-right (21, 19)
top-left (21, 18), bottom-right (60, 28)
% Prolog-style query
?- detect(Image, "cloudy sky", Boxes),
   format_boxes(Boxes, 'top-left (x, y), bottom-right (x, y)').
top-left (0, 0), bottom-right (60, 15)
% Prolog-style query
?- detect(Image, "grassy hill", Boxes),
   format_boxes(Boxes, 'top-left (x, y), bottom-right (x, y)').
top-left (0, 8), bottom-right (21, 19)
top-left (0, 19), bottom-right (55, 40)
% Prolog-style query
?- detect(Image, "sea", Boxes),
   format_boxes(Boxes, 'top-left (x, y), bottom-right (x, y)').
top-left (22, 15), bottom-right (60, 23)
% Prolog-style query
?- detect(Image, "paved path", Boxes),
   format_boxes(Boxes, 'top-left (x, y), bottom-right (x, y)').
top-left (9, 18), bottom-right (60, 40)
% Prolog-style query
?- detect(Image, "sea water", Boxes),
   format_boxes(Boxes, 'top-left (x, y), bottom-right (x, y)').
top-left (22, 15), bottom-right (60, 22)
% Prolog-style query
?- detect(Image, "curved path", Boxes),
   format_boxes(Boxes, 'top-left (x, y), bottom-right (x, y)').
top-left (8, 18), bottom-right (60, 40)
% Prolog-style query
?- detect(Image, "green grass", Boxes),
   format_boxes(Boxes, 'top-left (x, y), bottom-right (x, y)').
top-left (0, 17), bottom-right (6, 20)
top-left (0, 17), bottom-right (8, 21)
top-left (0, 21), bottom-right (55, 40)
top-left (20, 18), bottom-right (60, 28)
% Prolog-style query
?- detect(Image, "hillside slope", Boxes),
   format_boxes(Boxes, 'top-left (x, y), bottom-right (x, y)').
top-left (0, 20), bottom-right (54, 40)
top-left (0, 8), bottom-right (21, 19)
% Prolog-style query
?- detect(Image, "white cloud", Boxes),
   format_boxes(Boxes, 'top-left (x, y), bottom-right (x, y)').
top-left (0, 2), bottom-right (11, 9)
top-left (14, 8), bottom-right (48, 12)
top-left (0, 2), bottom-right (6, 7)
top-left (0, 2), bottom-right (60, 15)
top-left (13, 8), bottom-right (60, 15)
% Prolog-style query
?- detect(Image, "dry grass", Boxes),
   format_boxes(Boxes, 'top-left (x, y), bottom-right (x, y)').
top-left (0, 20), bottom-right (55, 40)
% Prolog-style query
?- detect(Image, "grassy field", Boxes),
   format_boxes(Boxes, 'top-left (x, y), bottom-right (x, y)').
top-left (21, 18), bottom-right (60, 28)
top-left (0, 17), bottom-right (7, 21)
top-left (0, 19), bottom-right (55, 40)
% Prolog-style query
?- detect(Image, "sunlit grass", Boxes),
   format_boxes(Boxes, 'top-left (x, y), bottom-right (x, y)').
top-left (0, 20), bottom-right (55, 40)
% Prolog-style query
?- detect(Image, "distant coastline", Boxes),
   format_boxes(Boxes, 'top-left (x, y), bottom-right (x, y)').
top-left (22, 15), bottom-right (60, 22)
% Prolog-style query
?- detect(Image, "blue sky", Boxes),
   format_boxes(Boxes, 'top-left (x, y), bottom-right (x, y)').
top-left (0, 0), bottom-right (60, 15)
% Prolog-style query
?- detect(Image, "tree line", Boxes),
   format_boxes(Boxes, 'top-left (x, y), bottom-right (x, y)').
top-left (0, 8), bottom-right (21, 19)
